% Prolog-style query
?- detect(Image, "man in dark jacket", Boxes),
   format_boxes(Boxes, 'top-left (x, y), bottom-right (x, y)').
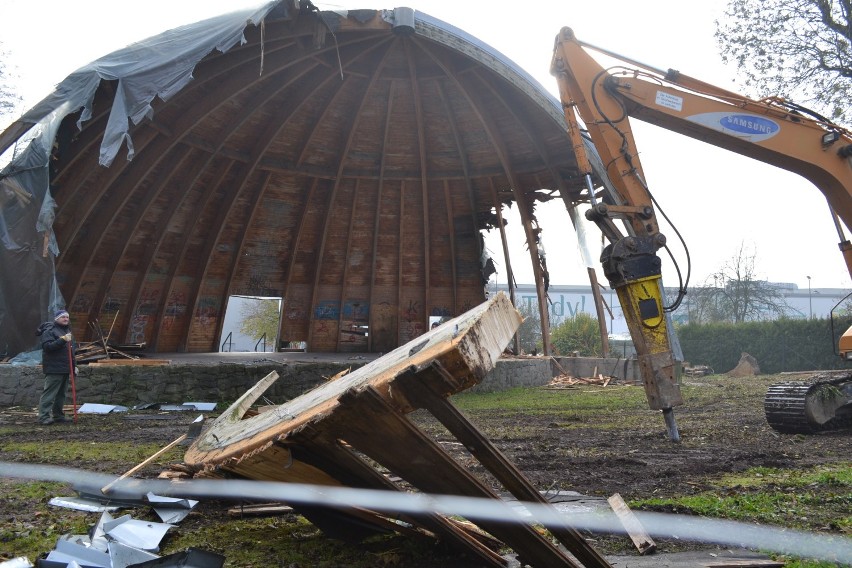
top-left (36, 309), bottom-right (77, 425)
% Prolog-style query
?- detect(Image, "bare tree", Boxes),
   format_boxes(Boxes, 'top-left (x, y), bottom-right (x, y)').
top-left (0, 42), bottom-right (22, 125)
top-left (716, 0), bottom-right (852, 124)
top-left (687, 244), bottom-right (793, 323)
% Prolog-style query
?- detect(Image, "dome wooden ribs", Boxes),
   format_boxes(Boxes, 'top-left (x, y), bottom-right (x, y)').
top-left (48, 7), bottom-right (583, 353)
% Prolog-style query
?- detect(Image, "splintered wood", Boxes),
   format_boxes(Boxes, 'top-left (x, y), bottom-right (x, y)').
top-left (183, 293), bottom-right (611, 568)
top-left (545, 374), bottom-right (613, 389)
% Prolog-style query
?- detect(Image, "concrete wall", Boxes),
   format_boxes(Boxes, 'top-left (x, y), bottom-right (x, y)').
top-left (0, 356), bottom-right (641, 408)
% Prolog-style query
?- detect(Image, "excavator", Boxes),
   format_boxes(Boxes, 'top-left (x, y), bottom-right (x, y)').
top-left (550, 27), bottom-right (852, 440)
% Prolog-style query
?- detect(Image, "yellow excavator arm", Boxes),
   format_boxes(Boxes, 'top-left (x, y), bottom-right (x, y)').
top-left (550, 27), bottom-right (852, 440)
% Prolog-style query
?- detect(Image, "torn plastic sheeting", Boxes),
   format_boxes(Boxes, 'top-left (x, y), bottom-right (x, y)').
top-left (78, 403), bottom-right (130, 414)
top-left (125, 548), bottom-right (225, 568)
top-left (0, 1), bottom-right (281, 359)
top-left (102, 514), bottom-right (173, 552)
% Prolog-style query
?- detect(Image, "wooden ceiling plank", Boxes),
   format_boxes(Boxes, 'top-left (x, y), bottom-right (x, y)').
top-left (280, 177), bottom-right (319, 343)
top-left (168, 40), bottom-right (397, 351)
top-left (396, 178), bottom-right (405, 347)
top-left (333, 42), bottom-right (398, 351)
top-left (435, 80), bottom-right (480, 315)
top-left (179, 161), bottom-right (252, 351)
top-left (147, 157), bottom-right (235, 349)
top-left (214, 170), bottom-right (274, 349)
top-left (295, 36), bottom-right (395, 168)
top-left (82, 147), bottom-right (205, 343)
top-left (306, 72), bottom-right (380, 349)
top-left (404, 38), bottom-right (431, 324)
top-left (55, 56), bottom-right (307, 306)
top-left (183, 33), bottom-right (394, 352)
top-left (61, 140), bottom-right (187, 321)
top-left (367, 81), bottom-right (396, 352)
top-left (443, 180), bottom-right (458, 314)
top-left (335, 177), bottom-right (362, 352)
top-left (145, 63), bottom-right (330, 350)
top-left (55, 32), bottom-right (388, 257)
top-left (78, 58), bottom-right (323, 346)
top-left (416, 39), bottom-right (552, 354)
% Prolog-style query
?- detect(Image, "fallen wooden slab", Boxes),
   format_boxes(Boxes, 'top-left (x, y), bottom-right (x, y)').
top-left (183, 293), bottom-right (611, 568)
top-left (608, 493), bottom-right (656, 555)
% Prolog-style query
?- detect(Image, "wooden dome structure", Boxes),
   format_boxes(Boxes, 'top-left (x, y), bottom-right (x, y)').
top-left (0, 3), bottom-right (594, 355)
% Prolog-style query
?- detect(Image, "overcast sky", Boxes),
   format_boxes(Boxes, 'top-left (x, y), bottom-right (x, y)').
top-left (2, 0), bottom-right (849, 293)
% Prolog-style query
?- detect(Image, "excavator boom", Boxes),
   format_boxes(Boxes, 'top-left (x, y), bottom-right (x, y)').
top-left (550, 27), bottom-right (852, 439)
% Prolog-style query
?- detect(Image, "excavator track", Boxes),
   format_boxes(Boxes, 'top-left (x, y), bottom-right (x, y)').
top-left (764, 372), bottom-right (852, 434)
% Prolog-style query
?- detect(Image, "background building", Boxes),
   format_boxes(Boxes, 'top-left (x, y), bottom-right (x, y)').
top-left (490, 281), bottom-right (851, 336)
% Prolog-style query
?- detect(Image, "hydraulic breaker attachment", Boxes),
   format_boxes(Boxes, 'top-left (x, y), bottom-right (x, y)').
top-left (601, 235), bottom-right (683, 441)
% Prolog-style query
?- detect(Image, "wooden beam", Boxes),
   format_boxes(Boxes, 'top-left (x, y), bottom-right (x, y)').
top-left (405, 38), bottom-right (431, 328)
top-left (415, 43), bottom-right (552, 354)
top-left (607, 493), bottom-right (656, 556)
top-left (490, 177), bottom-right (520, 354)
top-left (396, 363), bottom-right (611, 568)
top-left (368, 81), bottom-right (396, 352)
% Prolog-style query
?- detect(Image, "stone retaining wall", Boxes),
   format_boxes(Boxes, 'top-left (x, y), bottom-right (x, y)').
top-left (0, 356), bottom-right (641, 408)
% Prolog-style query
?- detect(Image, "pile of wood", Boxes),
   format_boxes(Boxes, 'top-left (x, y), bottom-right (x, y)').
top-left (683, 364), bottom-right (714, 377)
top-left (544, 373), bottom-right (613, 389)
top-left (77, 314), bottom-right (147, 363)
top-left (76, 341), bottom-right (146, 363)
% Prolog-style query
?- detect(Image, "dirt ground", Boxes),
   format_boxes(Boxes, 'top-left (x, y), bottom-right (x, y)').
top-left (0, 370), bottom-right (850, 565)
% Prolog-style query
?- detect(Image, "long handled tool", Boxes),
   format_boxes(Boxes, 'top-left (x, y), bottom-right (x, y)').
top-left (66, 341), bottom-right (77, 423)
top-left (101, 415), bottom-right (205, 495)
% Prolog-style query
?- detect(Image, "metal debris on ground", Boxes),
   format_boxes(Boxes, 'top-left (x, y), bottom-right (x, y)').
top-left (78, 403), bottom-right (130, 414)
top-left (42, 493), bottom-right (204, 568)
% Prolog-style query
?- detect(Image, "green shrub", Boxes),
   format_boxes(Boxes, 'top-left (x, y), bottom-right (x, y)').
top-left (550, 312), bottom-right (603, 356)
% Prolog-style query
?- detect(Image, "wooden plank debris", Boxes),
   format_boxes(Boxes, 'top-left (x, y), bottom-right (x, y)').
top-left (227, 503), bottom-right (295, 517)
top-left (544, 374), bottom-right (615, 389)
top-left (77, 316), bottom-right (148, 363)
top-left (92, 359), bottom-right (171, 366)
top-left (180, 293), bottom-right (611, 568)
top-left (607, 493), bottom-right (656, 555)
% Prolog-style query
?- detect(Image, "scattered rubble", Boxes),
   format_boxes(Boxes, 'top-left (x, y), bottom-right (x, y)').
top-left (543, 373), bottom-right (614, 389)
top-left (36, 489), bottom-right (215, 568)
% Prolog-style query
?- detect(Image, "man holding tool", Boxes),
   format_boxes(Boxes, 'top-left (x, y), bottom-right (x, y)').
top-left (36, 309), bottom-right (77, 425)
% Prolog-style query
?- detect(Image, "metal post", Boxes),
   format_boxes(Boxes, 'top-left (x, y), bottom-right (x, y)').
top-left (807, 276), bottom-right (812, 319)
